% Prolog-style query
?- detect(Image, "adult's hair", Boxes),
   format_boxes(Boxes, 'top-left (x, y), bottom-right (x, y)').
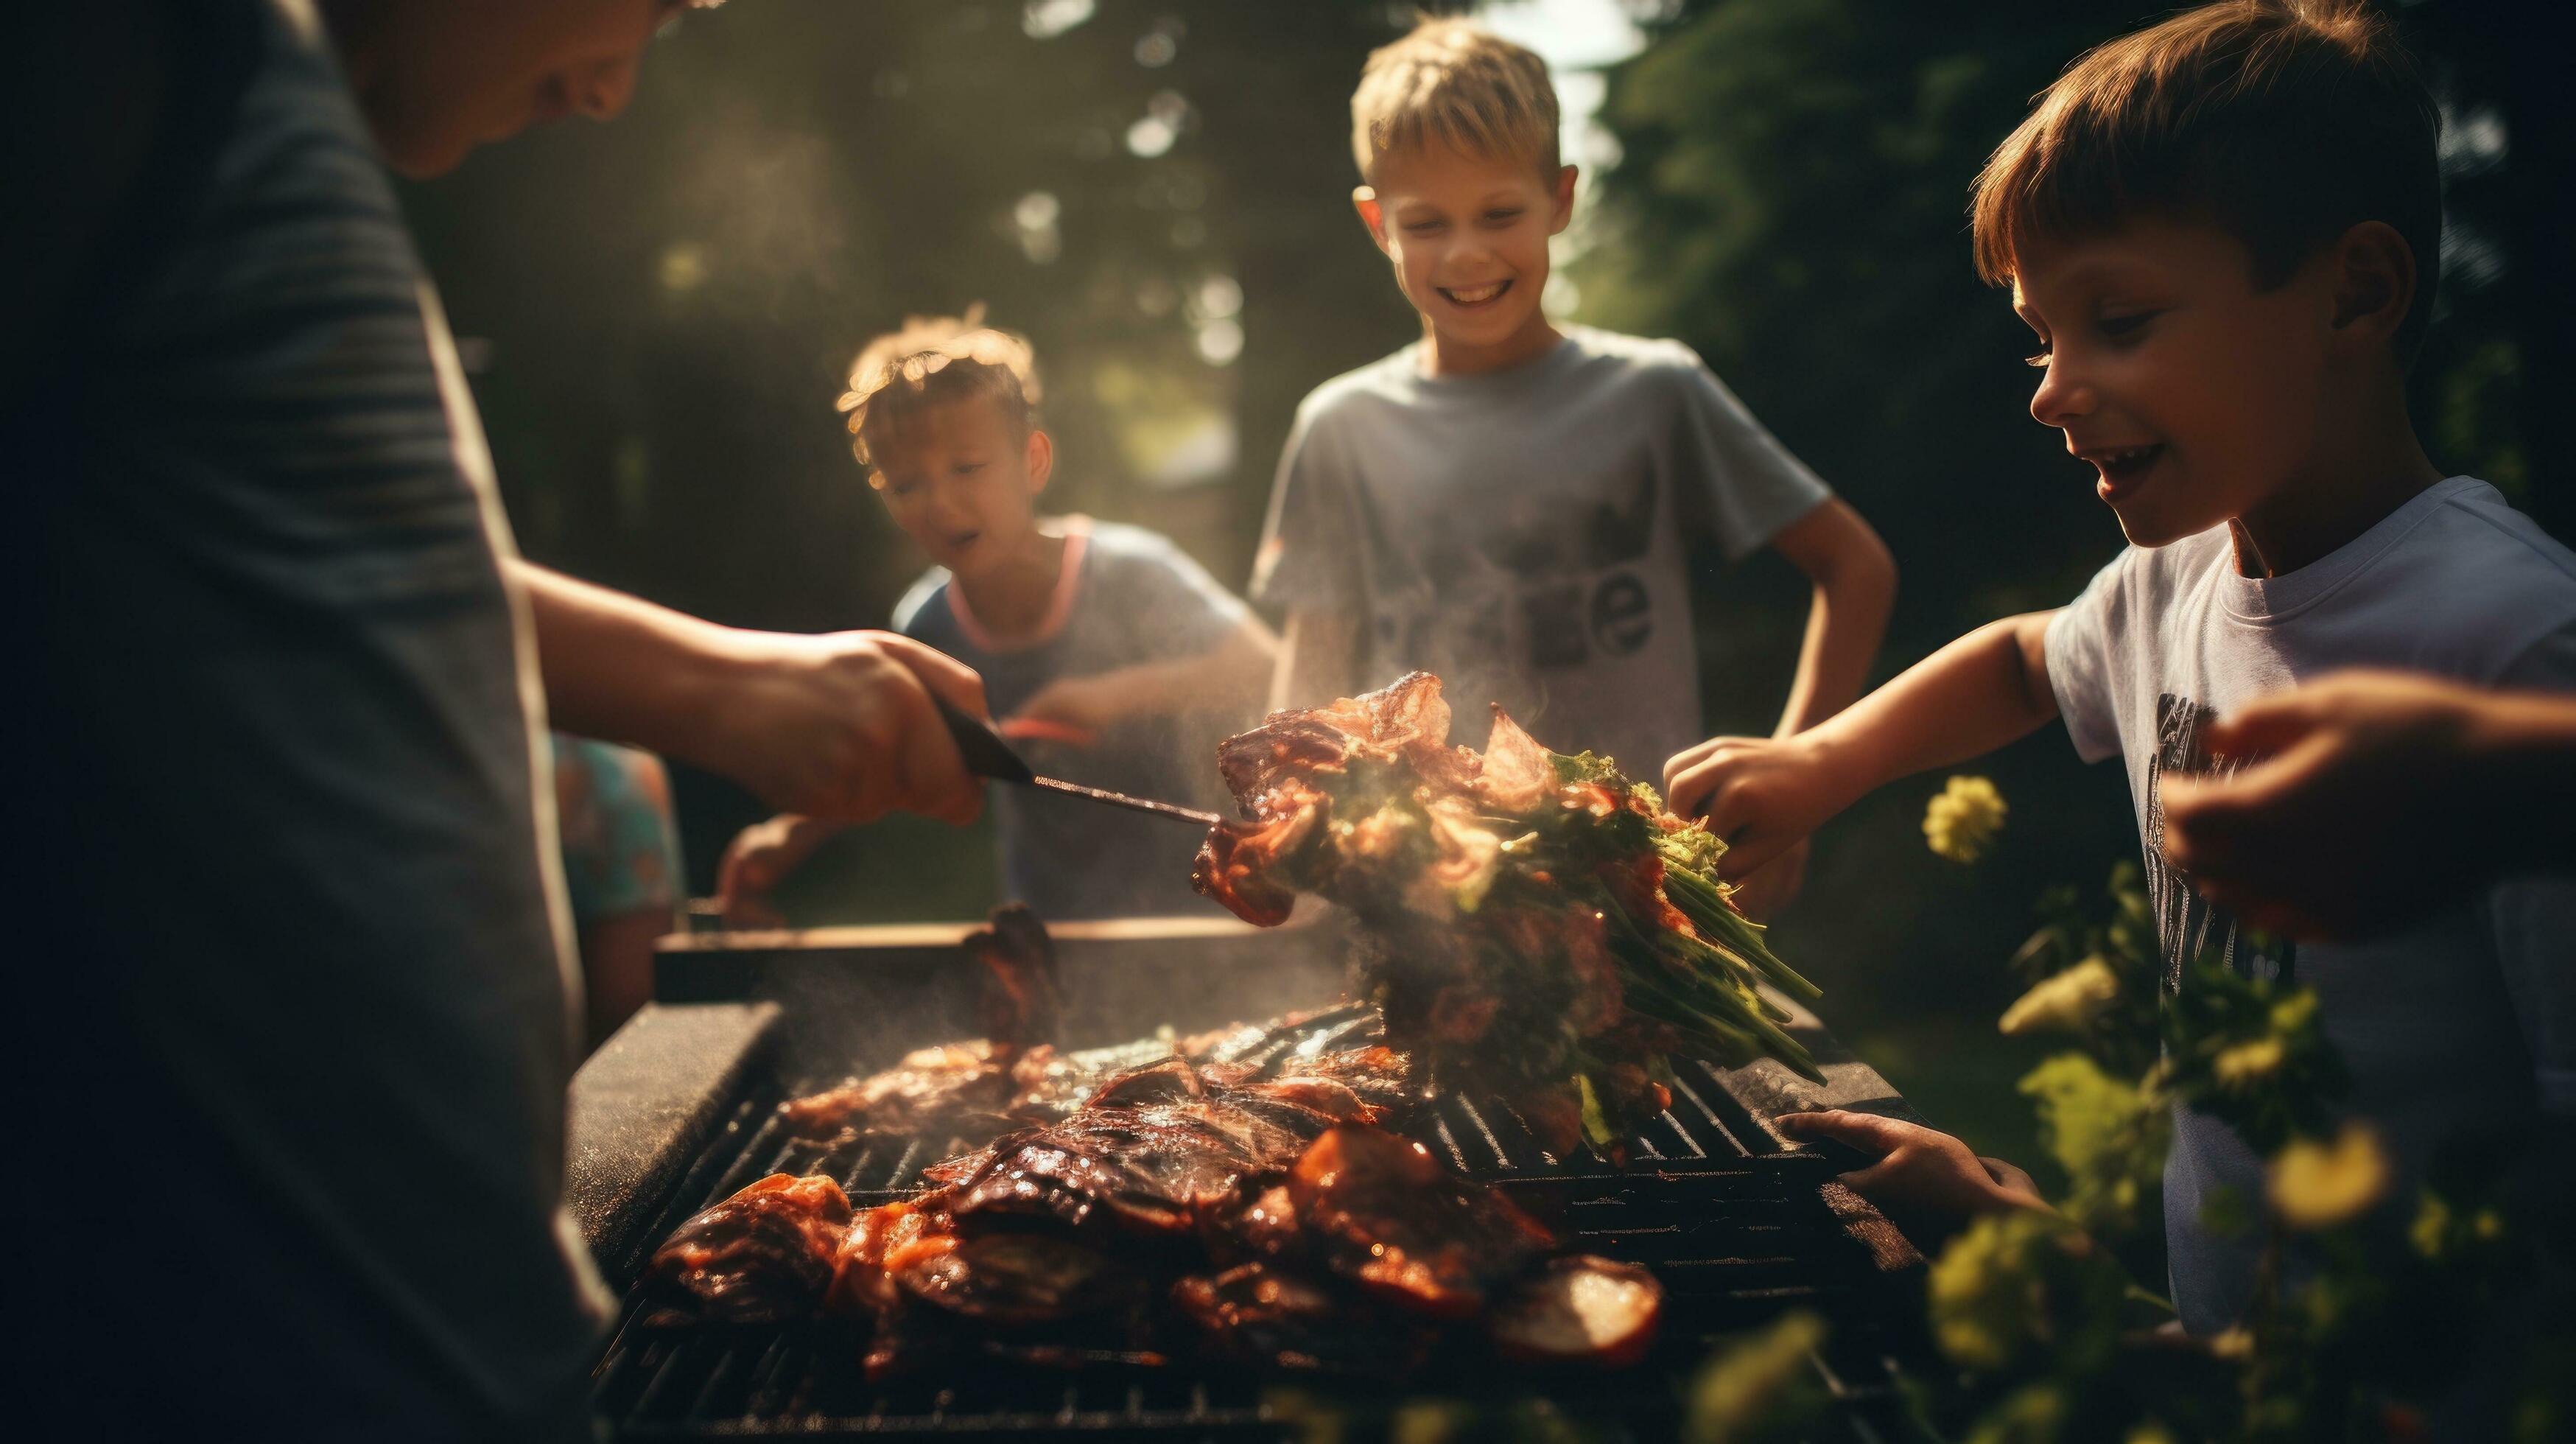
top-left (1970, 0), bottom-right (2442, 360)
top-left (835, 306), bottom-right (1041, 474)
top-left (1350, 16), bottom-right (1559, 180)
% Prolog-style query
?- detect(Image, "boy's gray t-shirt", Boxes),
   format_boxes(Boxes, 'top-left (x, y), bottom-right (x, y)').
top-left (2045, 477), bottom-right (2576, 1336)
top-left (897, 517), bottom-right (1252, 919)
top-left (1254, 327), bottom-right (1830, 774)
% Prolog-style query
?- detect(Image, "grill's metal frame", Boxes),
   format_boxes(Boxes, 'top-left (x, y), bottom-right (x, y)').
top-left (580, 939), bottom-right (1946, 1443)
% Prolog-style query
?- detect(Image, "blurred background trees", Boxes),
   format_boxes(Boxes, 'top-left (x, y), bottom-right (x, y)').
top-left (404, 0), bottom-right (2565, 1171)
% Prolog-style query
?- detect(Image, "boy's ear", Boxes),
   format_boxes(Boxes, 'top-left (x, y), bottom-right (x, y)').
top-left (1024, 427), bottom-right (1054, 495)
top-left (1352, 186), bottom-right (1391, 255)
top-left (1548, 165), bottom-right (1579, 236)
top-left (2326, 220), bottom-right (2415, 347)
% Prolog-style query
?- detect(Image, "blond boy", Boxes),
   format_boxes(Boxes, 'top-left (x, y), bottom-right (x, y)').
top-left (1255, 18), bottom-right (1895, 915)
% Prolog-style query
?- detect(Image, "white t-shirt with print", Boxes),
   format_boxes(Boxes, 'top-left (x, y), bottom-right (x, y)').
top-left (2045, 475), bottom-right (2576, 1336)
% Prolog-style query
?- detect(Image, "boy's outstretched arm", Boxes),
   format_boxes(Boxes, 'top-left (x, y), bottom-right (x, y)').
top-left (1011, 616), bottom-right (1282, 736)
top-left (1664, 611), bottom-right (2059, 880)
top-left (1270, 609), bottom-right (1363, 715)
top-left (1767, 500), bottom-right (1898, 737)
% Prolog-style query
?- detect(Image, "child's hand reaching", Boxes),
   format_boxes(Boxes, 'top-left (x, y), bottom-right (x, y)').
top-left (1661, 734), bottom-right (1850, 881)
top-left (1724, 838), bottom-right (1810, 920)
top-left (713, 814), bottom-right (840, 927)
top-left (1010, 674), bottom-right (1126, 741)
top-left (1777, 1109), bottom-right (2049, 1230)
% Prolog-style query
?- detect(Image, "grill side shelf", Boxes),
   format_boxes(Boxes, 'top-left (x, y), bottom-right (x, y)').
top-left (569, 1002), bottom-right (787, 1280)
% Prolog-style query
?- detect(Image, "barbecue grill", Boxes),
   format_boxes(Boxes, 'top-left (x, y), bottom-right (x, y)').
top-left (570, 916), bottom-right (1945, 1440)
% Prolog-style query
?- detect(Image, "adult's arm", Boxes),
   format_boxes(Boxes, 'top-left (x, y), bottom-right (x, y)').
top-left (516, 562), bottom-right (985, 825)
top-left (2161, 669), bottom-right (2576, 939)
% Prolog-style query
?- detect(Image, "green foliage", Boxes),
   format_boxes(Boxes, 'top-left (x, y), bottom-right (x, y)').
top-left (1682, 1310), bottom-right (1830, 1443)
top-left (1929, 1211), bottom-right (2130, 1378)
top-left (2007, 863), bottom-right (2161, 1078)
top-left (2016, 1053), bottom-right (2166, 1240)
top-left (2157, 965), bottom-right (2347, 1157)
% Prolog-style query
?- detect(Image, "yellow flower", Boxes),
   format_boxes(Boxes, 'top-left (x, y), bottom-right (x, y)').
top-left (1999, 956), bottom-right (2121, 1036)
top-left (2268, 991), bottom-right (2319, 1034)
top-left (2411, 1194), bottom-right (2451, 1258)
top-left (1924, 775), bottom-right (2008, 863)
top-left (2211, 1035), bottom-right (2286, 1088)
top-left (2208, 1326), bottom-right (2256, 1361)
top-left (2268, 1122), bottom-right (2390, 1230)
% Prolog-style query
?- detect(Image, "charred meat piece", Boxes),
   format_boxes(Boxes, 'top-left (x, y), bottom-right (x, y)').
top-left (1488, 1255), bottom-right (1665, 1368)
top-left (969, 902), bottom-right (1061, 1054)
top-left (1190, 781), bottom-right (1326, 928)
top-left (1199, 1182), bottom-right (1303, 1266)
top-left (1246, 1076), bottom-right (1379, 1124)
top-left (941, 1105), bottom-right (1270, 1238)
top-left (825, 1200), bottom-right (938, 1318)
top-left (1289, 1045), bottom-right (1418, 1113)
top-left (1086, 1054), bottom-right (1207, 1108)
top-left (645, 1174), bottom-right (853, 1324)
top-left (943, 1132), bottom-right (1146, 1233)
top-left (781, 903), bottom-right (1063, 1141)
top-left (893, 1230), bottom-right (1137, 1328)
top-left (779, 1040), bottom-right (1017, 1138)
top-left (1171, 1263), bottom-right (1433, 1375)
top-left (1286, 1126), bottom-right (1555, 1320)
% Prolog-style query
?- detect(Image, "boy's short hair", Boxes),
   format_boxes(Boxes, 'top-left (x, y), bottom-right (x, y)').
top-left (1350, 17), bottom-right (1559, 180)
top-left (835, 306), bottom-right (1042, 477)
top-left (1970, 0), bottom-right (2441, 359)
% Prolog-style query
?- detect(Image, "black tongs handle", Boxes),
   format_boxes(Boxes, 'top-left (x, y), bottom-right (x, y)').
top-left (930, 693), bottom-right (1222, 828)
top-left (933, 694), bottom-right (1036, 785)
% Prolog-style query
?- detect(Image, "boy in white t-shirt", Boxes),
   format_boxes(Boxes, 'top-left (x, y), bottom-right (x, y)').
top-left (1664, 0), bottom-right (2575, 1333)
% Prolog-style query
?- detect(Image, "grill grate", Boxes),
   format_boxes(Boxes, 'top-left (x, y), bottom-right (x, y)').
top-left (594, 1006), bottom-right (1932, 1440)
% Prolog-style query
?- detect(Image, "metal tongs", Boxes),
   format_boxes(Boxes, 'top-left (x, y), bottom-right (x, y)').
top-left (933, 695), bottom-right (1222, 828)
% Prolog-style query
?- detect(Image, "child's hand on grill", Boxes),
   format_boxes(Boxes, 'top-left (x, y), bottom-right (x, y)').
top-left (1010, 674), bottom-right (1125, 740)
top-left (715, 814), bottom-right (841, 926)
top-left (1777, 1110), bottom-right (2049, 1230)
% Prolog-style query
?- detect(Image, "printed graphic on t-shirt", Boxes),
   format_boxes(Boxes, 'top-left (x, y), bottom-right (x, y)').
top-left (1374, 464), bottom-right (1659, 687)
top-left (2144, 693), bottom-right (2291, 990)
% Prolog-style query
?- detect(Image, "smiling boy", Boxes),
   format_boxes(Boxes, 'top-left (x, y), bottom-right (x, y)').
top-left (1255, 18), bottom-right (1895, 916)
top-left (1668, 0), bottom-right (2576, 1333)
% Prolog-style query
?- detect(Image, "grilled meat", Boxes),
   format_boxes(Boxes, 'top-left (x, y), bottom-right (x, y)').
top-left (1288, 1124), bottom-right (1556, 1319)
top-left (779, 904), bottom-right (1064, 1141)
top-left (655, 1002), bottom-right (1671, 1384)
top-left (1193, 673), bottom-right (1827, 1158)
top-left (827, 1200), bottom-right (936, 1317)
top-left (1171, 1263), bottom-right (1435, 1375)
top-left (1488, 1255), bottom-right (1665, 1368)
top-left (893, 1230), bottom-right (1138, 1328)
top-left (646, 1173), bottom-right (853, 1323)
top-left (779, 1040), bottom-right (1022, 1138)
top-left (968, 901), bottom-right (1061, 1053)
